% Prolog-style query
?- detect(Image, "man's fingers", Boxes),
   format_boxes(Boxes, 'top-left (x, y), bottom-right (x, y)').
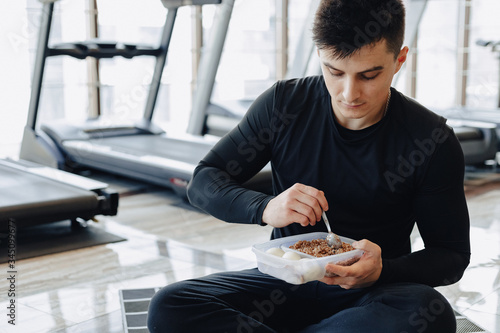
top-left (321, 267), bottom-right (357, 289)
top-left (294, 197), bottom-right (322, 222)
top-left (292, 184), bottom-right (328, 222)
top-left (262, 183), bottom-right (329, 228)
top-left (325, 263), bottom-right (351, 277)
top-left (352, 239), bottom-right (381, 257)
top-left (293, 183), bottom-right (329, 211)
top-left (321, 240), bottom-right (383, 289)
top-left (287, 210), bottom-right (314, 227)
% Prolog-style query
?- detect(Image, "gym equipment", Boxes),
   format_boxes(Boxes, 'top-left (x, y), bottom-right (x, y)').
top-left (0, 158), bottom-right (118, 231)
top-left (459, 39), bottom-right (500, 153)
top-left (401, 3), bottom-right (499, 165)
top-left (294, 0), bottom-right (498, 166)
top-left (448, 119), bottom-right (498, 165)
top-left (476, 39), bottom-right (500, 108)
top-left (20, 0), bottom-right (272, 198)
top-left (388, 0), bottom-right (499, 166)
top-left (433, 40), bottom-right (500, 165)
top-left (200, 0), bottom-right (323, 137)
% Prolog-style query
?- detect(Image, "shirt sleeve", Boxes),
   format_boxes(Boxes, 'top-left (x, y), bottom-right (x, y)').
top-left (186, 85), bottom-right (277, 225)
top-left (378, 129), bottom-right (471, 287)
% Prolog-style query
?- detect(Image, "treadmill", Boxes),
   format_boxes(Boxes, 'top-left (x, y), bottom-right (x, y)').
top-left (194, 0), bottom-right (499, 166)
top-left (298, 0), bottom-right (500, 166)
top-left (20, 0), bottom-right (272, 198)
top-left (198, 0), bottom-right (322, 137)
top-left (398, 1), bottom-right (498, 165)
top-left (0, 158), bottom-right (118, 232)
top-left (475, 39), bottom-right (500, 110)
top-left (439, 39), bottom-right (500, 161)
top-left (447, 119), bottom-right (498, 166)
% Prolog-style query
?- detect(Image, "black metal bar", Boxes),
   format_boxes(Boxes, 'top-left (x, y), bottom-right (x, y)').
top-left (47, 43), bottom-right (161, 59)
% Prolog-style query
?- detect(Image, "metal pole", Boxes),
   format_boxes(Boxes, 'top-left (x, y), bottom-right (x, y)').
top-left (285, 0), bottom-right (320, 79)
top-left (86, 0), bottom-right (101, 118)
top-left (191, 6), bottom-right (203, 98)
top-left (187, 0), bottom-right (235, 135)
top-left (497, 49), bottom-right (500, 108)
top-left (393, 0), bottom-right (428, 86)
top-left (455, 0), bottom-right (471, 106)
top-left (26, 2), bottom-right (54, 130)
top-left (405, 31), bottom-right (418, 99)
top-left (143, 8), bottom-right (178, 122)
top-left (276, 0), bottom-right (288, 80)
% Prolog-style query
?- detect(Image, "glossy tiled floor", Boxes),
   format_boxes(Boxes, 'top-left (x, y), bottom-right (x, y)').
top-left (1, 171), bottom-right (500, 333)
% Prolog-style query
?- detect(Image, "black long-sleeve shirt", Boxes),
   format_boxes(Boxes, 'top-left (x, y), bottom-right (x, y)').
top-left (187, 75), bottom-right (470, 287)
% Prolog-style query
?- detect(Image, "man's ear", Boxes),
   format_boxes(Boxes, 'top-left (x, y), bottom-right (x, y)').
top-left (395, 46), bottom-right (409, 73)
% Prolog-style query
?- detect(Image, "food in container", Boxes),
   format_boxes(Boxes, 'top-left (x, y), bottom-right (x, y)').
top-left (252, 232), bottom-right (363, 285)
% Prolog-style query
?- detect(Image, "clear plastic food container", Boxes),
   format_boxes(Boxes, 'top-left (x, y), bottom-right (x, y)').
top-left (252, 232), bottom-right (364, 285)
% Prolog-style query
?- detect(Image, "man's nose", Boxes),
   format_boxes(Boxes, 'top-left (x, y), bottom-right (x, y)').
top-left (342, 78), bottom-right (361, 103)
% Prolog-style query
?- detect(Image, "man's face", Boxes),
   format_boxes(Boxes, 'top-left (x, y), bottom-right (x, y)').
top-left (318, 40), bottom-right (408, 130)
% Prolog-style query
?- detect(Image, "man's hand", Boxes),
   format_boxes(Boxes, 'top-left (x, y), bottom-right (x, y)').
top-left (319, 239), bottom-right (382, 289)
top-left (262, 183), bottom-right (328, 228)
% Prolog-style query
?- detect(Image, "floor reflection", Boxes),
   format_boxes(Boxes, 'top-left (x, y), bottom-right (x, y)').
top-left (1, 177), bottom-right (499, 332)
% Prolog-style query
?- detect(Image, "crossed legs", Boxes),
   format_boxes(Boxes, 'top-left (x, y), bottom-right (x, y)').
top-left (147, 268), bottom-right (455, 333)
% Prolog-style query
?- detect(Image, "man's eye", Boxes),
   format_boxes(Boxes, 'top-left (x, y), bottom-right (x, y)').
top-left (329, 70), bottom-right (343, 77)
top-left (361, 74), bottom-right (379, 80)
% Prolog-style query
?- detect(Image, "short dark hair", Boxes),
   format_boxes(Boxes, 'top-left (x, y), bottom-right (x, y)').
top-left (312, 0), bottom-right (405, 59)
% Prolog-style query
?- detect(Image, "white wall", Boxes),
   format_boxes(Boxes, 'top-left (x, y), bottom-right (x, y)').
top-left (0, 0), bottom-right (30, 158)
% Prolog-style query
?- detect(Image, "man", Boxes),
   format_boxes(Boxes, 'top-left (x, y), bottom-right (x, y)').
top-left (148, 0), bottom-right (470, 331)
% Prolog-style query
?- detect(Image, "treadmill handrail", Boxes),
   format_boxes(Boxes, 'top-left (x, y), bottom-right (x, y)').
top-left (27, 1), bottom-right (54, 130)
top-left (143, 7), bottom-right (178, 121)
top-left (187, 0), bottom-right (235, 135)
top-left (161, 0), bottom-right (221, 9)
top-left (47, 41), bottom-right (162, 59)
top-left (285, 0), bottom-right (321, 80)
top-left (38, 0), bottom-right (222, 6)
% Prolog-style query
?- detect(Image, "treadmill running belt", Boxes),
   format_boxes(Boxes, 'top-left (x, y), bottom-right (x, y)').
top-left (0, 164), bottom-right (103, 230)
top-left (86, 135), bottom-right (215, 164)
top-left (60, 134), bottom-right (272, 196)
top-left (61, 134), bottom-right (218, 181)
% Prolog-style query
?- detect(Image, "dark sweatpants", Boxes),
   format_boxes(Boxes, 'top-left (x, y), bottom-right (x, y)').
top-left (147, 268), bottom-right (456, 333)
